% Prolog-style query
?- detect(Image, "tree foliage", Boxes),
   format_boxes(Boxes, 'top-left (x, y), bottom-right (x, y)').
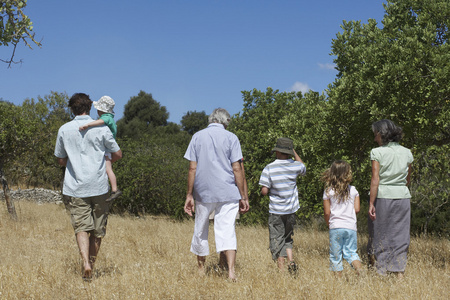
top-left (0, 100), bottom-right (33, 168)
top-left (409, 145), bottom-right (449, 235)
top-left (1, 92), bottom-right (70, 218)
top-left (327, 0), bottom-right (449, 235)
top-left (1, 92), bottom-right (71, 188)
top-left (330, 0), bottom-right (449, 147)
top-left (116, 91), bottom-right (172, 139)
top-left (112, 131), bottom-right (191, 219)
top-left (20, 92), bottom-right (72, 188)
top-left (229, 88), bottom-right (328, 224)
top-left (0, 0), bottom-right (41, 67)
top-left (229, 0), bottom-right (449, 234)
top-left (181, 110), bottom-right (208, 135)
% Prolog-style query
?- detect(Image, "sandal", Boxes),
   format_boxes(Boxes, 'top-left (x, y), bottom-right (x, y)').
top-left (106, 189), bottom-right (122, 202)
top-left (288, 261), bottom-right (298, 275)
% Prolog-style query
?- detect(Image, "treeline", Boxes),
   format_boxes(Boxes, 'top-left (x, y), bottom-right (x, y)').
top-left (1, 0), bottom-right (448, 235)
top-left (0, 90), bottom-right (207, 220)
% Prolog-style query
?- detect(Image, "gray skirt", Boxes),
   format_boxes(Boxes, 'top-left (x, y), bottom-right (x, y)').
top-left (367, 198), bottom-right (410, 274)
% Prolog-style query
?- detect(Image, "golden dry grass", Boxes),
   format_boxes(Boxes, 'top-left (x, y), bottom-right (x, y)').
top-left (0, 200), bottom-right (448, 299)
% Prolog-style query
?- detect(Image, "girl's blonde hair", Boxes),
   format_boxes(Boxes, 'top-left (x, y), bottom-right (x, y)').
top-left (321, 160), bottom-right (353, 203)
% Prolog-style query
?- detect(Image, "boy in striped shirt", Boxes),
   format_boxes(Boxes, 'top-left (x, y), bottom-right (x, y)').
top-left (259, 137), bottom-right (306, 273)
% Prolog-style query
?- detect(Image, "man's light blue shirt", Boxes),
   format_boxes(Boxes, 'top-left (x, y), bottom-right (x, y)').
top-left (184, 123), bottom-right (243, 203)
top-left (54, 115), bottom-right (120, 198)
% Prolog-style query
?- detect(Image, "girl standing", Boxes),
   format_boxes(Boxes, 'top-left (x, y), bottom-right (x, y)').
top-left (322, 160), bottom-right (362, 276)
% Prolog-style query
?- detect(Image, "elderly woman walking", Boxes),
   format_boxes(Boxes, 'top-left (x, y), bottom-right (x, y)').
top-left (184, 108), bottom-right (249, 281)
top-left (368, 119), bottom-right (413, 277)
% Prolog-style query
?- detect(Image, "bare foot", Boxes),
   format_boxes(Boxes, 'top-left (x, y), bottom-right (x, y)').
top-left (351, 260), bottom-right (363, 276)
top-left (82, 261), bottom-right (92, 281)
top-left (89, 256), bottom-right (96, 269)
top-left (198, 265), bottom-right (206, 277)
top-left (197, 256), bottom-right (206, 276)
top-left (218, 252), bottom-right (228, 271)
top-left (228, 269), bottom-right (237, 282)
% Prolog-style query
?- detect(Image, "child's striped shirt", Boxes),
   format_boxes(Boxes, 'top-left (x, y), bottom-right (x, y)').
top-left (259, 159), bottom-right (306, 214)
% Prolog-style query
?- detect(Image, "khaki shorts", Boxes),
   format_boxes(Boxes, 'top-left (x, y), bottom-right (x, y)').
top-left (65, 193), bottom-right (110, 238)
top-left (268, 213), bottom-right (296, 260)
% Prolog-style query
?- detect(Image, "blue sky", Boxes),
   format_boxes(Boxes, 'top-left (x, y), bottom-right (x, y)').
top-left (1, 0), bottom-right (386, 124)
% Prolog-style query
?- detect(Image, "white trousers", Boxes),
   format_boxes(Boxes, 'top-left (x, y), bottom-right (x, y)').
top-left (190, 201), bottom-right (239, 256)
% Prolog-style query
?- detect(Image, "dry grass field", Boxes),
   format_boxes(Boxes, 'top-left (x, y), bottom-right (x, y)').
top-left (0, 200), bottom-right (448, 299)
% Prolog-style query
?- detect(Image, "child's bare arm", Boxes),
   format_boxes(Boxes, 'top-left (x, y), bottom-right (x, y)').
top-left (261, 186), bottom-right (270, 196)
top-left (323, 199), bottom-right (331, 227)
top-left (79, 119), bottom-right (105, 131)
top-left (293, 149), bottom-right (304, 164)
top-left (354, 195), bottom-right (360, 214)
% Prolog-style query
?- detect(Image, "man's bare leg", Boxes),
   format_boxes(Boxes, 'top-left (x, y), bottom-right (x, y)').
top-left (89, 235), bottom-right (102, 270)
top-left (224, 250), bottom-right (236, 281)
top-left (76, 232), bottom-right (91, 279)
top-left (219, 251), bottom-right (228, 270)
top-left (197, 256), bottom-right (206, 276)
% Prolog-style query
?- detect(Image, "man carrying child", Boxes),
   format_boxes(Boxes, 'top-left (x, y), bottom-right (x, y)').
top-left (55, 93), bottom-right (122, 280)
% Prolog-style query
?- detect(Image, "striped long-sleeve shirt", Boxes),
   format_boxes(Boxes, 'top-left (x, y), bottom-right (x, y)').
top-left (259, 159), bottom-right (306, 214)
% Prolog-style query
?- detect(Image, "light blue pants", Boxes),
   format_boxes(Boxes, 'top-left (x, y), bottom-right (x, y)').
top-left (329, 228), bottom-right (360, 271)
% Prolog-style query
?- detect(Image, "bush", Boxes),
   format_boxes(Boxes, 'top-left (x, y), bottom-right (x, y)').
top-left (112, 131), bottom-right (191, 219)
top-left (409, 145), bottom-right (449, 237)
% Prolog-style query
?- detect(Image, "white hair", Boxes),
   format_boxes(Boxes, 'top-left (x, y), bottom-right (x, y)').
top-left (208, 108), bottom-right (231, 126)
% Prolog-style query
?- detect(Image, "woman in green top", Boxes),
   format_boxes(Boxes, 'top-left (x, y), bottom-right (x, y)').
top-left (368, 119), bottom-right (413, 277)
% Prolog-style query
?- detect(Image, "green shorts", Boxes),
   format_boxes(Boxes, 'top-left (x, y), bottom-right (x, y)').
top-left (65, 193), bottom-right (110, 238)
top-left (268, 213), bottom-right (296, 260)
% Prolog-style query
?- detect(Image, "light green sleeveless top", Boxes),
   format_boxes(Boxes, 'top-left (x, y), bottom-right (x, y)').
top-left (370, 142), bottom-right (413, 199)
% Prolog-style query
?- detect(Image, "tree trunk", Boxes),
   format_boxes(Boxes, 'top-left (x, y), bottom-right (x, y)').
top-left (0, 168), bottom-right (18, 220)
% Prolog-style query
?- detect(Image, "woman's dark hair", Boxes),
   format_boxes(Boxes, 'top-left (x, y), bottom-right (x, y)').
top-left (371, 119), bottom-right (403, 145)
top-left (68, 93), bottom-right (92, 115)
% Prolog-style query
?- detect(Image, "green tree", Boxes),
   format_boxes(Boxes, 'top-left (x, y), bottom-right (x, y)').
top-left (0, 92), bottom-right (70, 217)
top-left (327, 0), bottom-right (449, 234)
top-left (19, 92), bottom-right (71, 188)
top-left (0, 100), bottom-right (26, 218)
top-left (229, 0), bottom-right (449, 234)
top-left (229, 88), bottom-right (328, 224)
top-left (1, 0), bottom-right (41, 67)
top-left (181, 110), bottom-right (208, 135)
top-left (117, 91), bottom-right (172, 139)
top-left (409, 145), bottom-right (449, 235)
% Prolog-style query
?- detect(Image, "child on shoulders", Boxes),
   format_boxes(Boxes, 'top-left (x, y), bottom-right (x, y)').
top-left (322, 160), bottom-right (362, 276)
top-left (79, 95), bottom-right (122, 202)
top-left (259, 137), bottom-right (306, 273)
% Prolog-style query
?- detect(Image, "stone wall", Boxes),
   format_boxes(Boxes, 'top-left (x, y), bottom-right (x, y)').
top-left (0, 188), bottom-right (63, 204)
